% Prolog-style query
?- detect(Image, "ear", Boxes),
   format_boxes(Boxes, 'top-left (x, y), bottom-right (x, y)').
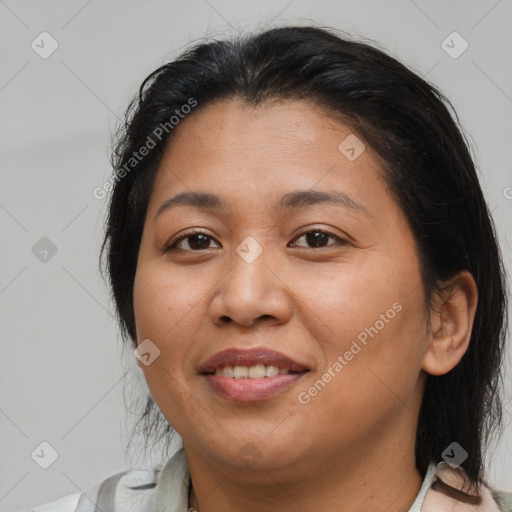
top-left (421, 271), bottom-right (478, 376)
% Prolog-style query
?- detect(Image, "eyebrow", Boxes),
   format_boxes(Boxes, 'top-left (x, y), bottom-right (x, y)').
top-left (154, 189), bottom-right (370, 222)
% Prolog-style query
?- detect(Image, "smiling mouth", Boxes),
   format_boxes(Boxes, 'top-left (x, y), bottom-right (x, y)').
top-left (199, 348), bottom-right (310, 402)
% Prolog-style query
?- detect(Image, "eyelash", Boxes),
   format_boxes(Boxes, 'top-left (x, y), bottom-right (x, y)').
top-left (164, 228), bottom-right (348, 252)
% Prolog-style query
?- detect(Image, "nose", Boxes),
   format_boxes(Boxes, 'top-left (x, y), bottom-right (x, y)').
top-left (209, 244), bottom-right (293, 328)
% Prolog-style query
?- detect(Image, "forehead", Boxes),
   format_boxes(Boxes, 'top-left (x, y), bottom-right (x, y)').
top-left (151, 98), bottom-right (386, 197)
top-left (170, 97), bottom-right (341, 147)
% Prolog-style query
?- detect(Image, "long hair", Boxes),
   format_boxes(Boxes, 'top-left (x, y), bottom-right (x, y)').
top-left (100, 25), bottom-right (508, 486)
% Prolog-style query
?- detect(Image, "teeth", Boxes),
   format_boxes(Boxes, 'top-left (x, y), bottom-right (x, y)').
top-left (214, 364), bottom-right (296, 379)
top-left (265, 365), bottom-right (279, 377)
top-left (233, 366), bottom-right (249, 379)
top-left (248, 364), bottom-right (266, 379)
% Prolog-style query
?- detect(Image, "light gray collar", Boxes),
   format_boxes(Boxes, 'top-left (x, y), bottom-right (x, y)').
top-left (408, 463), bottom-right (437, 511)
top-left (155, 448), bottom-right (191, 512)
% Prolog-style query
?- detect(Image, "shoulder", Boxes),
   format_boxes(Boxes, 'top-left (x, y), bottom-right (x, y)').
top-left (21, 467), bottom-right (162, 512)
top-left (422, 462), bottom-right (512, 512)
top-left (22, 448), bottom-right (189, 512)
top-left (491, 489), bottom-right (512, 512)
top-left (23, 492), bottom-right (81, 512)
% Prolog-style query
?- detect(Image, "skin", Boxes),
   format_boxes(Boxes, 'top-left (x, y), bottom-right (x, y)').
top-left (132, 98), bottom-right (478, 512)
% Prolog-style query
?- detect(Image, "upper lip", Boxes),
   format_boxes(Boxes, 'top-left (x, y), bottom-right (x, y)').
top-left (199, 348), bottom-right (310, 374)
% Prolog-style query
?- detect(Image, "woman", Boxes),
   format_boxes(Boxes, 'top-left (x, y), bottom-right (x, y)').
top-left (26, 25), bottom-right (511, 511)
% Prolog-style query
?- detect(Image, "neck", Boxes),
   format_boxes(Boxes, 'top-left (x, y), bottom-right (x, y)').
top-left (185, 420), bottom-right (424, 512)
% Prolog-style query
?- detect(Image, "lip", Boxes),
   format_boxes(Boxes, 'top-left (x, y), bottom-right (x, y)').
top-left (199, 348), bottom-right (310, 403)
top-left (199, 348), bottom-right (309, 373)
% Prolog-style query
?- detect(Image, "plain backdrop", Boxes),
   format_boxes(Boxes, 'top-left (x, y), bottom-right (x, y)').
top-left (1, 1), bottom-right (511, 510)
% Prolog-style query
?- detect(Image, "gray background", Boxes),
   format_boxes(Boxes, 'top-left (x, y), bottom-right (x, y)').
top-left (1, 0), bottom-right (511, 510)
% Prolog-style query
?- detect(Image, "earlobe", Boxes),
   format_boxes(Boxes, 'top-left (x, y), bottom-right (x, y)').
top-left (421, 271), bottom-right (478, 376)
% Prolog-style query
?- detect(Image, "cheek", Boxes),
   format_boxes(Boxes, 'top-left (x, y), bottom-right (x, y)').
top-left (133, 262), bottom-right (209, 342)
top-left (291, 262), bottom-right (410, 348)
top-left (295, 261), bottom-right (427, 393)
top-left (132, 264), bottom-right (208, 392)
top-left (297, 303), bottom-right (426, 446)
top-left (132, 264), bottom-right (208, 421)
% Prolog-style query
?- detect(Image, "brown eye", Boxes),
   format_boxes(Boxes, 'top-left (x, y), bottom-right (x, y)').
top-left (165, 230), bottom-right (220, 252)
top-left (186, 233), bottom-right (212, 250)
top-left (290, 230), bottom-right (346, 249)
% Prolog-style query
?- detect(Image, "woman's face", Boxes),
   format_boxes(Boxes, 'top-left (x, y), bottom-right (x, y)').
top-left (133, 98), bottom-right (431, 477)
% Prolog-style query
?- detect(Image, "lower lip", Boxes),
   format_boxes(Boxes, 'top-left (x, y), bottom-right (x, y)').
top-left (203, 373), bottom-right (306, 402)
